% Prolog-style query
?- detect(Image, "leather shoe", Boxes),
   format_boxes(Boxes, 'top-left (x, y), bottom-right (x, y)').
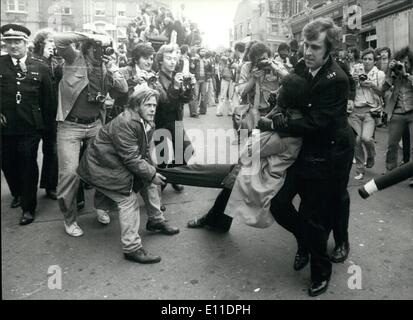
top-left (187, 216), bottom-right (207, 229)
top-left (46, 189), bottom-right (57, 200)
top-left (160, 205), bottom-right (166, 212)
top-left (146, 221), bottom-right (180, 235)
top-left (10, 196), bottom-right (21, 208)
top-left (308, 280), bottom-right (329, 297)
top-left (172, 184), bottom-right (184, 192)
top-left (19, 212), bottom-right (34, 225)
top-left (293, 248), bottom-right (309, 271)
top-left (124, 248), bottom-right (161, 264)
top-left (330, 241), bottom-right (350, 263)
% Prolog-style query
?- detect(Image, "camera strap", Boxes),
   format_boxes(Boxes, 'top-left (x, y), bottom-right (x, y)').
top-left (86, 58), bottom-right (106, 102)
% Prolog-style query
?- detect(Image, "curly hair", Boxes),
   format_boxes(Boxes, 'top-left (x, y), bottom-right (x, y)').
top-left (277, 74), bottom-right (310, 111)
top-left (394, 46), bottom-right (413, 73)
top-left (33, 28), bottom-right (54, 56)
top-left (248, 41), bottom-right (271, 65)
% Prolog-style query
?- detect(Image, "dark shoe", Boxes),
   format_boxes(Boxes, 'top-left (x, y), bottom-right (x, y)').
top-left (46, 189), bottom-right (57, 200)
top-left (146, 221), bottom-right (180, 235)
top-left (293, 248), bottom-right (310, 271)
top-left (19, 212), bottom-right (34, 225)
top-left (187, 216), bottom-right (207, 229)
top-left (172, 184), bottom-right (184, 192)
top-left (330, 242), bottom-right (350, 263)
top-left (124, 248), bottom-right (161, 264)
top-left (160, 205), bottom-right (166, 212)
top-left (366, 157), bottom-right (375, 168)
top-left (10, 196), bottom-right (21, 208)
top-left (190, 114), bottom-right (199, 118)
top-left (308, 280), bottom-right (329, 297)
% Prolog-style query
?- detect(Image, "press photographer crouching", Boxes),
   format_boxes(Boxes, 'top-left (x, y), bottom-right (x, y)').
top-left (78, 87), bottom-right (179, 263)
top-left (383, 46), bottom-right (413, 186)
top-left (106, 43), bottom-right (158, 123)
top-left (54, 32), bottom-right (128, 237)
top-left (153, 44), bottom-right (196, 192)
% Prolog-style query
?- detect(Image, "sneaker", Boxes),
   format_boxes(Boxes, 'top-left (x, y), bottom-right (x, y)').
top-left (64, 222), bottom-right (84, 237)
top-left (96, 209), bottom-right (111, 225)
top-left (216, 113), bottom-right (223, 117)
top-left (354, 173), bottom-right (364, 180)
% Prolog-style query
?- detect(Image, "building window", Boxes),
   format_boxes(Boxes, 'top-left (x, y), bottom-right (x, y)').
top-left (239, 24), bottom-right (243, 37)
top-left (62, 25), bottom-right (72, 32)
top-left (271, 24), bottom-right (279, 34)
top-left (117, 3), bottom-right (126, 17)
top-left (247, 20), bottom-right (251, 34)
top-left (95, 1), bottom-right (105, 16)
top-left (62, 3), bottom-right (72, 15)
top-left (7, 0), bottom-right (27, 13)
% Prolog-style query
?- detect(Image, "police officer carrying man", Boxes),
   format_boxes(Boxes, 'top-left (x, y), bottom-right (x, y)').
top-left (0, 24), bottom-right (53, 225)
top-left (259, 18), bottom-right (355, 296)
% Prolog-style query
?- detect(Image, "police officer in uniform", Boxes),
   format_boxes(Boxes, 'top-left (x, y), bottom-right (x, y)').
top-left (0, 24), bottom-right (53, 225)
top-left (259, 18), bottom-right (355, 296)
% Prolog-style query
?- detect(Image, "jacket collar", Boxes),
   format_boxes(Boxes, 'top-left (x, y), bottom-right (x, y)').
top-left (306, 56), bottom-right (333, 87)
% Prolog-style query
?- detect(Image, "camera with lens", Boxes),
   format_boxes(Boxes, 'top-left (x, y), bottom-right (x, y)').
top-left (391, 61), bottom-right (405, 74)
top-left (182, 75), bottom-right (194, 91)
top-left (88, 91), bottom-right (107, 103)
top-left (358, 74), bottom-right (368, 82)
top-left (257, 58), bottom-right (273, 70)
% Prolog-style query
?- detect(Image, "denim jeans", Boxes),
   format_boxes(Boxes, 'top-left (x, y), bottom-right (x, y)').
top-left (386, 112), bottom-right (413, 171)
top-left (57, 119), bottom-right (102, 225)
top-left (216, 79), bottom-right (234, 115)
top-left (94, 183), bottom-right (165, 223)
top-left (95, 188), bottom-right (143, 253)
top-left (349, 111), bottom-right (376, 174)
top-left (189, 80), bottom-right (208, 115)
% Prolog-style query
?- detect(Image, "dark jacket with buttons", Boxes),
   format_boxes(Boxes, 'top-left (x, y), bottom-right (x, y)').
top-left (280, 56), bottom-right (355, 179)
top-left (0, 54), bottom-right (53, 135)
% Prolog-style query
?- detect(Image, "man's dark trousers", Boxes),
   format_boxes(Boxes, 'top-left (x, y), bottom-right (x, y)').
top-left (270, 163), bottom-right (334, 283)
top-left (2, 133), bottom-right (42, 214)
top-left (40, 123), bottom-right (58, 192)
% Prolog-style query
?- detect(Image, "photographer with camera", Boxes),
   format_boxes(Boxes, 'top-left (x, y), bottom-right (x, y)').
top-left (235, 41), bottom-right (288, 129)
top-left (54, 32), bottom-right (127, 237)
top-left (383, 46), bottom-right (413, 187)
top-left (106, 43), bottom-right (157, 123)
top-left (348, 48), bottom-right (385, 180)
top-left (153, 44), bottom-right (195, 192)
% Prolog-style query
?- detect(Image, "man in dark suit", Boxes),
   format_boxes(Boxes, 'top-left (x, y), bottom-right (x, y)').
top-left (0, 24), bottom-right (53, 225)
top-left (259, 18), bottom-right (355, 296)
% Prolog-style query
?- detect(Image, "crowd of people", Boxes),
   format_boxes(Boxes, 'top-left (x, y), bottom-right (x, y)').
top-left (1, 9), bottom-right (412, 297)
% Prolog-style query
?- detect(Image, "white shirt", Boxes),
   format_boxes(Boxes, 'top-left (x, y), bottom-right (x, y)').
top-left (310, 66), bottom-right (322, 78)
top-left (11, 55), bottom-right (27, 66)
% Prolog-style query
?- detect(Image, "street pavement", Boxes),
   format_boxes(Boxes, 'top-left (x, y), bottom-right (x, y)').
top-left (2, 104), bottom-right (412, 300)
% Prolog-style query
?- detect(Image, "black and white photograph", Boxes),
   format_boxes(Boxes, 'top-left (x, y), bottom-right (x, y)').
top-left (1, 0), bottom-right (412, 306)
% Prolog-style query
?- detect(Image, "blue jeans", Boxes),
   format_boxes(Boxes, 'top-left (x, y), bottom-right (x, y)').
top-left (349, 111), bottom-right (376, 174)
top-left (386, 112), bottom-right (413, 171)
top-left (57, 120), bottom-right (102, 225)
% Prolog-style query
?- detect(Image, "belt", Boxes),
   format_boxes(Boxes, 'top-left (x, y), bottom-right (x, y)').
top-left (66, 115), bottom-right (100, 125)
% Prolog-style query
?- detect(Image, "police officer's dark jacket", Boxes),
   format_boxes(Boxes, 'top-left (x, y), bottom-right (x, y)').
top-left (279, 56), bottom-right (355, 179)
top-left (0, 54), bottom-right (53, 135)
